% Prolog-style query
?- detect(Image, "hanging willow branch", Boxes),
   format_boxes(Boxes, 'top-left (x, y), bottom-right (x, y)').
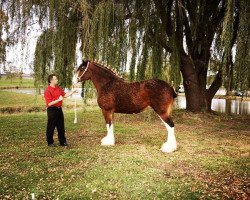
top-left (0, 6), bottom-right (8, 65)
top-left (33, 0), bottom-right (83, 88)
top-left (2, 0), bottom-right (249, 97)
top-left (234, 0), bottom-right (250, 91)
top-left (33, 29), bottom-right (54, 87)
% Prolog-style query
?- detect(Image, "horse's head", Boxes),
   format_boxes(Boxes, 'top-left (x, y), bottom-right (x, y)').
top-left (72, 60), bottom-right (91, 85)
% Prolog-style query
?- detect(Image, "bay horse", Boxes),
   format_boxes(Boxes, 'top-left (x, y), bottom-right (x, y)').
top-left (72, 60), bottom-right (178, 153)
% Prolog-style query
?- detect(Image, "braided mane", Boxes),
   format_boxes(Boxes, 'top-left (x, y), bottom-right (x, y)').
top-left (91, 60), bottom-right (124, 80)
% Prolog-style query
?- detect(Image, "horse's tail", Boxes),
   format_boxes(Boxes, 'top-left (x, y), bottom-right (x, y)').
top-left (171, 87), bottom-right (178, 98)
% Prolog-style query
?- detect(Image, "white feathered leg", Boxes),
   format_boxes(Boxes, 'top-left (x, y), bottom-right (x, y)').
top-left (101, 123), bottom-right (115, 145)
top-left (160, 118), bottom-right (177, 153)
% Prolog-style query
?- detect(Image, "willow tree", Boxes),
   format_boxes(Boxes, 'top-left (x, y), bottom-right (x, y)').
top-left (1, 0), bottom-right (85, 88)
top-left (233, 0), bottom-right (250, 92)
top-left (32, 1), bottom-right (83, 88)
top-left (0, 3), bottom-right (8, 66)
top-left (1, 0), bottom-right (249, 112)
top-left (81, 0), bottom-right (249, 112)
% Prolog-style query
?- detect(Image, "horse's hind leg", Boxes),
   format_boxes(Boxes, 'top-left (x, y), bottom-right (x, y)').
top-left (101, 109), bottom-right (115, 146)
top-left (158, 113), bottom-right (177, 153)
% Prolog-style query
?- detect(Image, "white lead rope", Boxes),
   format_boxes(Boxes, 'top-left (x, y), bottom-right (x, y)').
top-left (73, 85), bottom-right (77, 124)
top-left (74, 96), bottom-right (77, 124)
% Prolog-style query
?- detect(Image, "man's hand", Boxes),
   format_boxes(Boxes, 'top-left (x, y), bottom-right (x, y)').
top-left (58, 95), bottom-right (63, 102)
top-left (63, 89), bottom-right (78, 98)
top-left (72, 89), bottom-right (78, 94)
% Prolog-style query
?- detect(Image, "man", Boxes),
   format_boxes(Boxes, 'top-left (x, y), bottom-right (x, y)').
top-left (44, 74), bottom-right (77, 147)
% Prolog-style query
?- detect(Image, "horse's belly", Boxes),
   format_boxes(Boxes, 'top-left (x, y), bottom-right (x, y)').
top-left (114, 107), bottom-right (148, 114)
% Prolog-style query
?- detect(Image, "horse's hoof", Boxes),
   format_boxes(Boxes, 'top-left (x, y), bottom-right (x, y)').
top-left (160, 142), bottom-right (177, 153)
top-left (101, 136), bottom-right (115, 146)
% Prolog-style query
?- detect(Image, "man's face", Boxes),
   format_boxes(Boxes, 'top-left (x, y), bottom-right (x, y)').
top-left (50, 76), bottom-right (58, 85)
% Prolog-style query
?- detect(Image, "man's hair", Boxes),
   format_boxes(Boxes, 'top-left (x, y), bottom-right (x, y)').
top-left (48, 74), bottom-right (56, 83)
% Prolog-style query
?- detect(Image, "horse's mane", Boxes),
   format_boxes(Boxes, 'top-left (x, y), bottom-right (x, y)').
top-left (84, 60), bottom-right (124, 80)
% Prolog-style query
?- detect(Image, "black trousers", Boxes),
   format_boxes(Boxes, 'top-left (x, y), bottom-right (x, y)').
top-left (46, 107), bottom-right (66, 145)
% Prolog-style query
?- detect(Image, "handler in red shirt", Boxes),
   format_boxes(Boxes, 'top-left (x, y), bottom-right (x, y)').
top-left (44, 74), bottom-right (77, 147)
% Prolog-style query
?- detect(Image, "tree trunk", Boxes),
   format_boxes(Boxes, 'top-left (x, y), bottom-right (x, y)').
top-left (180, 54), bottom-right (222, 112)
top-left (180, 54), bottom-right (203, 111)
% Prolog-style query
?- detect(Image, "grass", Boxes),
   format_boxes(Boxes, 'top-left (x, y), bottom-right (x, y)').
top-left (0, 92), bottom-right (249, 199)
top-left (0, 91), bottom-right (84, 113)
top-left (0, 91), bottom-right (44, 108)
top-left (0, 77), bottom-right (35, 88)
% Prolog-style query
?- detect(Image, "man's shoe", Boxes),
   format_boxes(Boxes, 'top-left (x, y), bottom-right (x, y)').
top-left (48, 144), bottom-right (55, 147)
top-left (60, 142), bottom-right (69, 147)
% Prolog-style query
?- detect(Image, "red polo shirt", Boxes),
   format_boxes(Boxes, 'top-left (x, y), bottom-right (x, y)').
top-left (44, 85), bottom-right (66, 107)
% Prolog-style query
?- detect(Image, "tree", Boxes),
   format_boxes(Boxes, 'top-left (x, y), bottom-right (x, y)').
top-left (1, 0), bottom-right (84, 89)
top-left (1, 0), bottom-right (249, 111)
top-left (0, 3), bottom-right (8, 66)
top-left (80, 0), bottom-right (249, 111)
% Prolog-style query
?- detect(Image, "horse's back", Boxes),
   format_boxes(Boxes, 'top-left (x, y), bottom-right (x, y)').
top-left (144, 79), bottom-right (174, 96)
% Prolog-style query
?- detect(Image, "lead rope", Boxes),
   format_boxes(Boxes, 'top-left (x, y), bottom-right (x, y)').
top-left (73, 85), bottom-right (77, 124)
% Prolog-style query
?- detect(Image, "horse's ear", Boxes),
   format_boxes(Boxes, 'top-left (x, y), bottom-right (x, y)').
top-left (82, 60), bottom-right (88, 67)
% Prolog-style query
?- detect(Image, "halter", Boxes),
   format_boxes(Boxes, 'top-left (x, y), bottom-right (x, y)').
top-left (77, 61), bottom-right (89, 81)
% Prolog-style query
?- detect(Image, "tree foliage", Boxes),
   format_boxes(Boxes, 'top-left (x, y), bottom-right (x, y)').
top-left (0, 3), bottom-right (8, 64)
top-left (1, 0), bottom-right (249, 111)
top-left (234, 0), bottom-right (250, 91)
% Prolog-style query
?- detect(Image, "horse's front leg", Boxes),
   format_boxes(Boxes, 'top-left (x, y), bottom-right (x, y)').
top-left (101, 109), bottom-right (115, 146)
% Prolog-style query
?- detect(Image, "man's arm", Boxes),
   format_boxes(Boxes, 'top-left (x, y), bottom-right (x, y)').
top-left (48, 96), bottom-right (63, 106)
top-left (63, 89), bottom-right (77, 98)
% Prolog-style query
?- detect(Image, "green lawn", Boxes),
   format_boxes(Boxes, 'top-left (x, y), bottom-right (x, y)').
top-left (0, 91), bottom-right (84, 113)
top-left (0, 91), bottom-right (44, 107)
top-left (0, 77), bottom-right (35, 88)
top-left (0, 93), bottom-right (249, 199)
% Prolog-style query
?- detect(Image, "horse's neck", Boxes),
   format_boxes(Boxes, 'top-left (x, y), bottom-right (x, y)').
top-left (90, 66), bottom-right (118, 93)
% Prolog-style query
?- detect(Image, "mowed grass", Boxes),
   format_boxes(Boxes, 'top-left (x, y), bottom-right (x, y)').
top-left (0, 92), bottom-right (249, 199)
top-left (0, 91), bottom-right (84, 113)
top-left (0, 91), bottom-right (44, 108)
top-left (0, 77), bottom-right (34, 88)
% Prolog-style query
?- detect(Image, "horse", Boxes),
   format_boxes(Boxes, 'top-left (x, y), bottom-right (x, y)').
top-left (72, 60), bottom-right (178, 153)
